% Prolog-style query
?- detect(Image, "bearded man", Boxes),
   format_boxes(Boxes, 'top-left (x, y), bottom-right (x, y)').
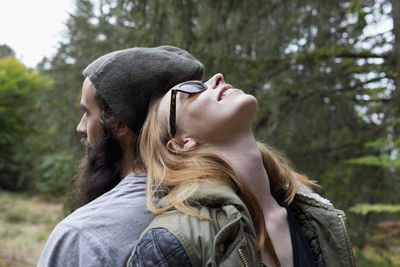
top-left (38, 46), bottom-right (204, 266)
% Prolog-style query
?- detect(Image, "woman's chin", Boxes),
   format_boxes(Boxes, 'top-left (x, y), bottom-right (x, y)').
top-left (239, 94), bottom-right (258, 120)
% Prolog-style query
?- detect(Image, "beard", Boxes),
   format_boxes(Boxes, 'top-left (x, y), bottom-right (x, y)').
top-left (73, 126), bottom-right (122, 207)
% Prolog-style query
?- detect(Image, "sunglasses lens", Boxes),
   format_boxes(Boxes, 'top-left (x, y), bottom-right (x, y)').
top-left (179, 82), bottom-right (206, 94)
top-left (169, 81), bottom-right (206, 137)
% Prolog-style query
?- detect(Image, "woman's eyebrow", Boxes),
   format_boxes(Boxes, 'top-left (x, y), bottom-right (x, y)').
top-left (175, 92), bottom-right (190, 113)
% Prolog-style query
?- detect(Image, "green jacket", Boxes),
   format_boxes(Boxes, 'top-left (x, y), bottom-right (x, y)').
top-left (128, 183), bottom-right (356, 267)
top-left (289, 184), bottom-right (356, 267)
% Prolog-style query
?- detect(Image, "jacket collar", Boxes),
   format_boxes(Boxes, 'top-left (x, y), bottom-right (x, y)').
top-left (156, 183), bottom-right (247, 210)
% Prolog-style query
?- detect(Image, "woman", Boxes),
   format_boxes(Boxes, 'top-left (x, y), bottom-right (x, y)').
top-left (127, 74), bottom-right (356, 267)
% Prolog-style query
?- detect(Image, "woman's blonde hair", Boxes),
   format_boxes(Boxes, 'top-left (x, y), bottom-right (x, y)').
top-left (140, 97), bottom-right (316, 264)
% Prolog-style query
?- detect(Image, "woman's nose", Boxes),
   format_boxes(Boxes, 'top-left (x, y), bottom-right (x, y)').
top-left (210, 73), bottom-right (225, 89)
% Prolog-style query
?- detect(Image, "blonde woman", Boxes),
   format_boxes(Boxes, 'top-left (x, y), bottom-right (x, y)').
top-left (127, 74), bottom-right (356, 267)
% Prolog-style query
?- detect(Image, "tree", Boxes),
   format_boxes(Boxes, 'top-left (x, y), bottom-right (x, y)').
top-left (0, 57), bottom-right (52, 190)
top-left (0, 44), bottom-right (15, 58)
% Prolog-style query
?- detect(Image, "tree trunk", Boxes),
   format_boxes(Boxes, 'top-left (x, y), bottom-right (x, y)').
top-left (358, 213), bottom-right (370, 249)
top-left (391, 0), bottom-right (400, 134)
top-left (392, 0), bottom-right (400, 90)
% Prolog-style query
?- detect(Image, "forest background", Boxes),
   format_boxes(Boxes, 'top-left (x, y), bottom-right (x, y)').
top-left (1, 0), bottom-right (400, 266)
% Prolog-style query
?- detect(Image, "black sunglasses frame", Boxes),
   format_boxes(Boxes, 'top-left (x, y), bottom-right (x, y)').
top-left (169, 81), bottom-right (207, 137)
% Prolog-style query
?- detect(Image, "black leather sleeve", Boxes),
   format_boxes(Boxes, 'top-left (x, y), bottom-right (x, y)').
top-left (127, 228), bottom-right (192, 267)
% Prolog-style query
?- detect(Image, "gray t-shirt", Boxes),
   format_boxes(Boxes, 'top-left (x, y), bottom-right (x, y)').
top-left (37, 173), bottom-right (154, 267)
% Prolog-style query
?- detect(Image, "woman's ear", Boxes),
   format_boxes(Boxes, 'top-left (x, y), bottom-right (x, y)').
top-left (167, 137), bottom-right (199, 154)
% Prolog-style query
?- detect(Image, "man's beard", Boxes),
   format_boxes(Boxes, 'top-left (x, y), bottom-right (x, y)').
top-left (73, 126), bottom-right (122, 207)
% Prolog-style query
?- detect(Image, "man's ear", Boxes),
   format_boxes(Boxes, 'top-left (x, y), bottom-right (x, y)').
top-left (114, 121), bottom-right (131, 139)
top-left (167, 136), bottom-right (199, 154)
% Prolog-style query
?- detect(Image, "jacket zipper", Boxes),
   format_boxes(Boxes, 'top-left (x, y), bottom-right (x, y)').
top-left (238, 248), bottom-right (249, 267)
top-left (338, 214), bottom-right (356, 267)
top-left (237, 248), bottom-right (264, 267)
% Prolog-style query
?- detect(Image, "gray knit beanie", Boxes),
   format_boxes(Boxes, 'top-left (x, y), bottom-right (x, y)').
top-left (82, 45), bottom-right (204, 135)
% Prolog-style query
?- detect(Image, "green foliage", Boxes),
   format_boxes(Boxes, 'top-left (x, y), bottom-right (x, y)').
top-left (350, 204), bottom-right (400, 215)
top-left (0, 58), bottom-right (53, 190)
top-left (355, 247), bottom-right (400, 267)
top-left (35, 152), bottom-right (75, 198)
top-left (0, 44), bottom-right (15, 58)
top-left (348, 137), bottom-right (400, 169)
top-left (348, 155), bottom-right (400, 169)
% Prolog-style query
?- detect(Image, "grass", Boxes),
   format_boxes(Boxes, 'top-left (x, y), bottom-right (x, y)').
top-left (0, 190), bottom-right (63, 266)
top-left (355, 246), bottom-right (400, 267)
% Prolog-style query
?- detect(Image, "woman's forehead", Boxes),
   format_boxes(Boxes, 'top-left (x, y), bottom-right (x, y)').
top-left (157, 90), bottom-right (171, 119)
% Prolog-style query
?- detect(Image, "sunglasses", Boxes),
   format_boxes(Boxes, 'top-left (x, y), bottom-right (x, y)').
top-left (169, 80), bottom-right (207, 137)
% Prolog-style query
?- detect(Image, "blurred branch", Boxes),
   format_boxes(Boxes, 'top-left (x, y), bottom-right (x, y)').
top-left (353, 98), bottom-right (391, 103)
top-left (357, 30), bottom-right (393, 43)
top-left (350, 203), bottom-right (400, 215)
top-left (290, 142), bottom-right (357, 158)
top-left (337, 76), bottom-right (391, 92)
top-left (321, 52), bottom-right (390, 59)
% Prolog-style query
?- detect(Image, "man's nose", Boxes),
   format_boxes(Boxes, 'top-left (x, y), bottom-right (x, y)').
top-left (76, 117), bottom-right (87, 135)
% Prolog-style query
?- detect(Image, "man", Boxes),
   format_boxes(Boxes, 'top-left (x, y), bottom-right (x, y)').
top-left (38, 46), bottom-right (204, 266)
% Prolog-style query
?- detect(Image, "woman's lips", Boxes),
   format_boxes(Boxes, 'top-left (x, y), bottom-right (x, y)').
top-left (218, 84), bottom-right (233, 101)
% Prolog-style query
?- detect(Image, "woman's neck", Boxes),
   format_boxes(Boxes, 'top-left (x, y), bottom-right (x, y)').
top-left (212, 133), bottom-right (293, 267)
top-left (212, 132), bottom-right (280, 215)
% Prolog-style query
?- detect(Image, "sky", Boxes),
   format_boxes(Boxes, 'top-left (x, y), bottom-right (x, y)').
top-left (0, 0), bottom-right (74, 68)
